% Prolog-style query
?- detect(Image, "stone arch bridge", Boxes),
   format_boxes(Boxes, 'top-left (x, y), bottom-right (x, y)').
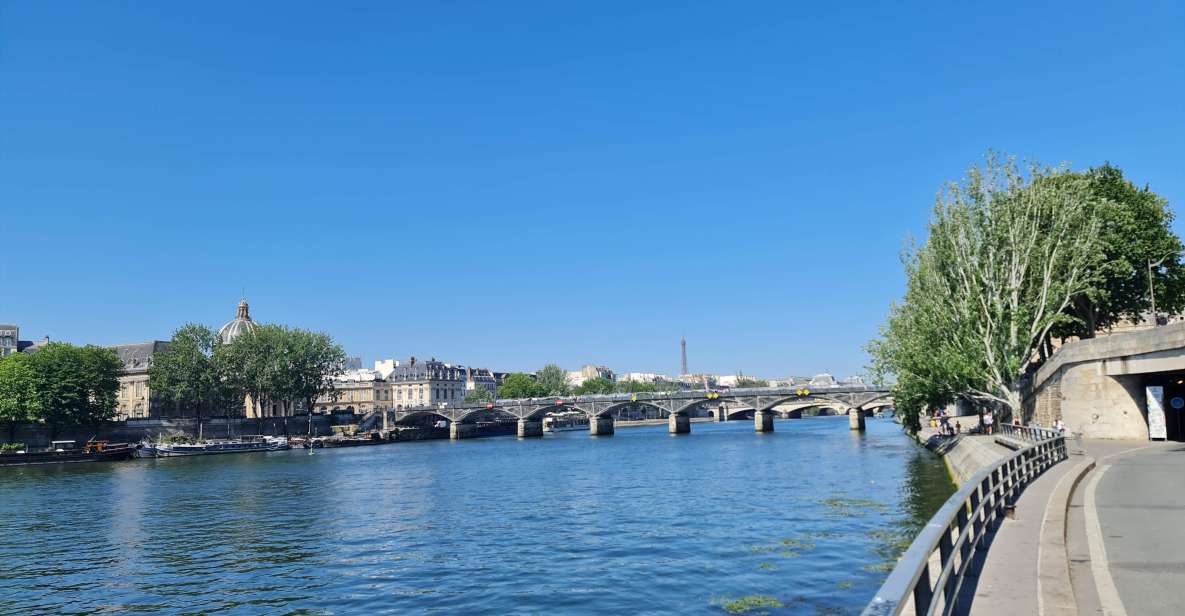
top-left (375, 386), bottom-right (892, 439)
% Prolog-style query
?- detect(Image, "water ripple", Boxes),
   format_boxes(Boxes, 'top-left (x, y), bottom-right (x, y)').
top-left (1, 418), bottom-right (951, 615)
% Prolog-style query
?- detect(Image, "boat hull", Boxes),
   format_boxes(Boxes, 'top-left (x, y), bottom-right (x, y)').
top-left (0, 446), bottom-right (136, 466)
top-left (139, 441), bottom-right (290, 458)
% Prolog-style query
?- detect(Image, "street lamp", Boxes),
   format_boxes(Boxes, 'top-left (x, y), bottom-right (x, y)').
top-left (1148, 250), bottom-right (1185, 324)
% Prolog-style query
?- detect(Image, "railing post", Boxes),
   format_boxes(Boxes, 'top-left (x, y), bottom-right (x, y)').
top-left (913, 564), bottom-right (933, 616)
top-left (957, 502), bottom-right (966, 566)
top-left (939, 524), bottom-right (955, 603)
top-left (990, 467), bottom-right (1003, 528)
top-left (970, 484), bottom-right (984, 547)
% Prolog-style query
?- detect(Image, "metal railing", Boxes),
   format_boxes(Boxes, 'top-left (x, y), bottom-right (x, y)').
top-left (998, 423), bottom-right (1063, 443)
top-left (862, 425), bottom-right (1066, 616)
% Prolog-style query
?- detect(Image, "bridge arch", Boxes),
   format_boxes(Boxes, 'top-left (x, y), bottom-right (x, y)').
top-left (857, 393), bottom-right (895, 411)
top-left (599, 401), bottom-right (668, 420)
top-left (454, 407), bottom-right (520, 424)
top-left (395, 410), bottom-right (451, 426)
top-left (519, 404), bottom-right (596, 421)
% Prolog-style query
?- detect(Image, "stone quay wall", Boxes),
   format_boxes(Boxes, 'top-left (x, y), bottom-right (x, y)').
top-left (1, 413), bottom-right (360, 448)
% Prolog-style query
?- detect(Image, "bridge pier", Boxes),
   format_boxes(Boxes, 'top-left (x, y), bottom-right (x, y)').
top-left (668, 414), bottom-right (690, 434)
top-left (754, 410), bottom-right (775, 432)
top-left (450, 422), bottom-right (478, 440)
top-left (589, 416), bottom-right (614, 436)
top-left (517, 419), bottom-right (543, 438)
top-left (716, 405), bottom-right (727, 422)
top-left (849, 408), bottom-right (865, 431)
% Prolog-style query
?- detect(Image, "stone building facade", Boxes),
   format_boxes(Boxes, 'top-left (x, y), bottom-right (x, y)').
top-left (0, 324), bottom-right (18, 358)
top-left (313, 369), bottom-right (391, 414)
top-left (465, 367), bottom-right (498, 398)
top-left (113, 341), bottom-right (171, 419)
top-left (389, 357), bottom-right (466, 409)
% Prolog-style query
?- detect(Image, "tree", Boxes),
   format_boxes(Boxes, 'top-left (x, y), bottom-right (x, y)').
top-left (26, 343), bottom-right (122, 432)
top-left (869, 154), bottom-right (1103, 428)
top-left (0, 353), bottom-right (40, 440)
top-left (1054, 163), bottom-right (1185, 338)
top-left (615, 380), bottom-right (667, 394)
top-left (283, 328), bottom-right (347, 416)
top-left (216, 327), bottom-right (272, 417)
top-left (217, 324), bottom-right (345, 417)
top-left (734, 376), bottom-right (769, 388)
top-left (149, 324), bottom-right (231, 419)
top-left (79, 345), bottom-right (122, 423)
top-left (573, 377), bottom-right (615, 395)
top-left (497, 373), bottom-right (546, 399)
top-left (464, 387), bottom-right (494, 403)
top-left (535, 364), bottom-right (570, 396)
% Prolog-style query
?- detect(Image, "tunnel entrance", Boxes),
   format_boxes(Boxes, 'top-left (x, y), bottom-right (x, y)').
top-left (1146, 372), bottom-right (1185, 442)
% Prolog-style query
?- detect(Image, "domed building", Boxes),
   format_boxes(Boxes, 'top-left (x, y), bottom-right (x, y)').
top-left (219, 299), bottom-right (257, 344)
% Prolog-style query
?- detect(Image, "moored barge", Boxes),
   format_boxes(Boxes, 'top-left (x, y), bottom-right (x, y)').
top-left (0, 440), bottom-right (136, 466)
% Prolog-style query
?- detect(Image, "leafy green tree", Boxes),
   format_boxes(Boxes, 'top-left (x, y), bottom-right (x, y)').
top-left (868, 154), bottom-right (1103, 428)
top-left (615, 380), bottom-right (665, 394)
top-left (79, 345), bottom-right (122, 423)
top-left (217, 324), bottom-right (344, 416)
top-left (535, 364), bottom-right (570, 396)
top-left (734, 377), bottom-right (769, 388)
top-left (1053, 163), bottom-right (1185, 338)
top-left (497, 373), bottom-right (546, 399)
top-left (149, 324), bottom-right (235, 418)
top-left (26, 343), bottom-right (122, 432)
top-left (573, 377), bottom-right (615, 395)
top-left (464, 387), bottom-right (494, 403)
top-left (283, 328), bottom-right (347, 415)
top-left (0, 353), bottom-right (41, 440)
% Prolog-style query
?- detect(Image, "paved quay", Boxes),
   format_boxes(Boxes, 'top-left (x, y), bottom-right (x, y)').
top-left (1067, 441), bottom-right (1185, 616)
top-left (915, 428), bottom-right (1167, 616)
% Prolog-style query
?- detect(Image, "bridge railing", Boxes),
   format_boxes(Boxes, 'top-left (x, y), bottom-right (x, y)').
top-left (998, 423), bottom-right (1062, 443)
top-left (862, 428), bottom-right (1067, 616)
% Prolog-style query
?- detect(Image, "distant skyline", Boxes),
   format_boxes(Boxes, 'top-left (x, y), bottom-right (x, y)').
top-left (3, 2), bottom-right (1183, 378)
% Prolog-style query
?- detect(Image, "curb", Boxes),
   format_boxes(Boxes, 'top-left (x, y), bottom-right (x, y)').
top-left (1037, 457), bottom-right (1096, 616)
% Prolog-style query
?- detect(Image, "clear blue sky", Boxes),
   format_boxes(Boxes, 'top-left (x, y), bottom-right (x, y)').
top-left (2, 2), bottom-right (1183, 378)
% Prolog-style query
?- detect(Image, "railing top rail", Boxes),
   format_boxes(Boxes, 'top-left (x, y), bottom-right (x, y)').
top-left (862, 431), bottom-right (1064, 616)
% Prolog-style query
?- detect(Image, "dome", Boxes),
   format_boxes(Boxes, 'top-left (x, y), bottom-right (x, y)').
top-left (218, 299), bottom-right (258, 344)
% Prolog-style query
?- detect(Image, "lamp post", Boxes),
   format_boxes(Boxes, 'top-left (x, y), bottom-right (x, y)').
top-left (1149, 250), bottom-right (1185, 325)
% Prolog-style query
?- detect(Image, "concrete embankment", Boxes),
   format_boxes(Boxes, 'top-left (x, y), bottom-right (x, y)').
top-left (914, 427), bottom-right (1115, 616)
top-left (917, 427), bottom-right (1013, 485)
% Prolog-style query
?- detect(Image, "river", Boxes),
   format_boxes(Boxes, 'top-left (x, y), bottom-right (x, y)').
top-left (0, 416), bottom-right (952, 615)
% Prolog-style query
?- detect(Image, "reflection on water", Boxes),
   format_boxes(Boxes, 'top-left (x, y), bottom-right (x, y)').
top-left (0, 417), bottom-right (953, 615)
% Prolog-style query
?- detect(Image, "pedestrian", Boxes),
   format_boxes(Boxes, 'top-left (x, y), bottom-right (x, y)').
top-left (1054, 417), bottom-right (1067, 436)
top-left (955, 420), bottom-right (962, 435)
top-left (983, 410), bottom-right (994, 435)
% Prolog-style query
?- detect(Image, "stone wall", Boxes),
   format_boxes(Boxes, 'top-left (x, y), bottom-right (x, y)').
top-left (1, 415), bottom-right (354, 449)
top-left (1030, 364), bottom-right (1148, 440)
top-left (1023, 322), bottom-right (1185, 440)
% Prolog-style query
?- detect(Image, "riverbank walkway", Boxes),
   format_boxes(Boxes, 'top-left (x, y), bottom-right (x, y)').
top-left (1065, 441), bottom-right (1184, 616)
top-left (932, 434), bottom-right (1177, 616)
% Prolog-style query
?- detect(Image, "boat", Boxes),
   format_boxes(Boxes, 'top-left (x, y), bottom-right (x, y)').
top-left (0, 440), bottom-right (136, 466)
top-left (310, 432), bottom-right (386, 448)
top-left (137, 435), bottom-right (290, 458)
top-left (542, 411), bottom-right (590, 432)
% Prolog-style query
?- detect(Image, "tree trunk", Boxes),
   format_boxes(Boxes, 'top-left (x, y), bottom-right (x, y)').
top-left (1002, 386), bottom-right (1022, 420)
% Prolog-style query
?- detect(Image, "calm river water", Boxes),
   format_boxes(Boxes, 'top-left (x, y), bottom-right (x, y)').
top-left (0, 416), bottom-right (952, 615)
